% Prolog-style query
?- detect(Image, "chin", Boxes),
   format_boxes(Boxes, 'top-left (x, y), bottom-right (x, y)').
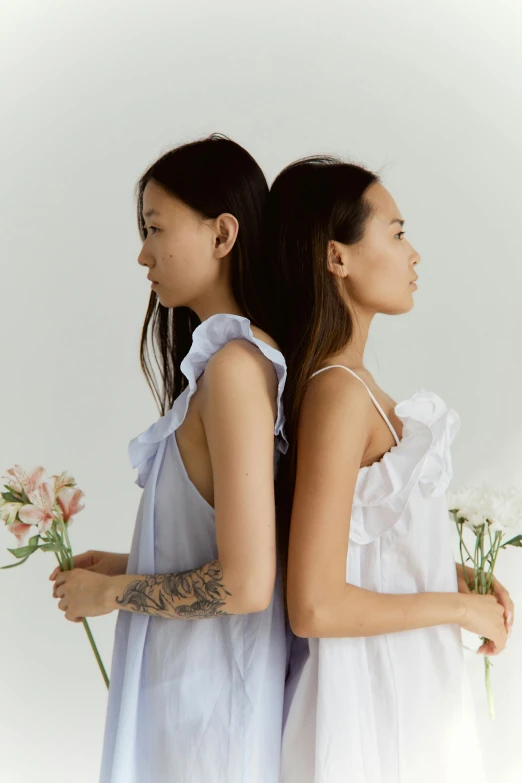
top-left (380, 299), bottom-right (415, 316)
top-left (155, 292), bottom-right (178, 309)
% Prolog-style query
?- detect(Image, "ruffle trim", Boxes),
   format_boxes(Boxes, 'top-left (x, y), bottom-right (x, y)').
top-left (128, 314), bottom-right (288, 488)
top-left (350, 389), bottom-right (460, 545)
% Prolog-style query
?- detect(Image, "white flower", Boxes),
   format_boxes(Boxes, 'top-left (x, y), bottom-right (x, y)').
top-left (448, 482), bottom-right (522, 536)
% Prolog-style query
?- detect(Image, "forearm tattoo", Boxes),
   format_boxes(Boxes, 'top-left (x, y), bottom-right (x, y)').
top-left (115, 560), bottom-right (232, 619)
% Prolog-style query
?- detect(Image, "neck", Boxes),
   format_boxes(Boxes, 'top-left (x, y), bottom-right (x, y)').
top-left (189, 288), bottom-right (244, 324)
top-left (330, 304), bottom-right (374, 369)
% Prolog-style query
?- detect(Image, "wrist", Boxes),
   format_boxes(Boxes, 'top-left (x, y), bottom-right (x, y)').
top-left (104, 575), bottom-right (128, 612)
top-left (454, 592), bottom-right (468, 626)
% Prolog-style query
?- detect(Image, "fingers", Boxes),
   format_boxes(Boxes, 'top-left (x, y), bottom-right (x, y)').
top-left (481, 596), bottom-right (508, 654)
top-left (478, 640), bottom-right (497, 656)
top-left (51, 570), bottom-right (83, 622)
top-left (49, 551), bottom-right (96, 580)
top-left (491, 625), bottom-right (508, 654)
top-left (493, 578), bottom-right (515, 633)
top-left (54, 572), bottom-right (67, 588)
top-left (53, 583), bottom-right (66, 599)
top-left (55, 594), bottom-right (82, 622)
top-left (52, 572), bottom-right (73, 597)
top-left (65, 611), bottom-right (83, 623)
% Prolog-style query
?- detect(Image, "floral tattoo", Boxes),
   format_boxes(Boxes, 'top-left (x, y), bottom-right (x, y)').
top-left (115, 560), bottom-right (231, 619)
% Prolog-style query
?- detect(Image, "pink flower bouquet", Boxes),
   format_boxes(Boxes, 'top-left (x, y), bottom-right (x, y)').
top-left (1, 465), bottom-right (109, 688)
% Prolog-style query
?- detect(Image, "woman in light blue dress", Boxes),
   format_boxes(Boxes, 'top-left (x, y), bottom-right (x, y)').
top-left (50, 135), bottom-right (289, 782)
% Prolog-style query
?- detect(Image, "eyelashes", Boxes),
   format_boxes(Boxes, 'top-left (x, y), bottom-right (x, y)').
top-left (396, 231), bottom-right (405, 240)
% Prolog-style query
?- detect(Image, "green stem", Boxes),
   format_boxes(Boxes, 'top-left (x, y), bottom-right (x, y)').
top-left (454, 515), bottom-right (474, 562)
top-left (460, 536), bottom-right (474, 562)
top-left (480, 526), bottom-right (487, 594)
top-left (456, 524), bottom-right (472, 591)
top-left (81, 617), bottom-right (110, 688)
top-left (452, 514), bottom-right (501, 720)
top-left (53, 536), bottom-right (110, 689)
top-left (486, 533), bottom-right (502, 593)
top-left (473, 532), bottom-right (481, 593)
top-left (484, 655), bottom-right (495, 720)
top-left (478, 525), bottom-right (499, 720)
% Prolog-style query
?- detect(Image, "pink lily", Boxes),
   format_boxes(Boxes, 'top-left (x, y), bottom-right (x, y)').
top-left (6, 521), bottom-right (34, 547)
top-left (50, 472), bottom-right (76, 494)
top-left (3, 465), bottom-right (48, 495)
top-left (18, 481), bottom-right (58, 535)
top-left (56, 487), bottom-right (86, 524)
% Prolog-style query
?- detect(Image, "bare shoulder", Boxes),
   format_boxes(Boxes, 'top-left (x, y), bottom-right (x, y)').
top-left (300, 367), bottom-right (374, 443)
top-left (203, 338), bottom-right (277, 397)
top-left (249, 324), bottom-right (282, 354)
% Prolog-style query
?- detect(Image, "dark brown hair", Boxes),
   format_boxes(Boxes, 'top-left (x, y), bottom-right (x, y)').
top-left (264, 156), bottom-right (380, 565)
top-left (136, 133), bottom-right (273, 415)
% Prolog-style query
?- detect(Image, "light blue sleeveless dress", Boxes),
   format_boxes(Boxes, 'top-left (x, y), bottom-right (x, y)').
top-left (99, 313), bottom-right (289, 783)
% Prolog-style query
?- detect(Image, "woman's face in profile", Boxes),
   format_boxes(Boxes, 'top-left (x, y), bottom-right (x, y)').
top-left (137, 180), bottom-right (219, 309)
top-left (344, 182), bottom-right (421, 316)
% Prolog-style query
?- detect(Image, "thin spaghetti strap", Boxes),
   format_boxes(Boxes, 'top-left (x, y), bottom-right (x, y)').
top-left (310, 365), bottom-right (401, 446)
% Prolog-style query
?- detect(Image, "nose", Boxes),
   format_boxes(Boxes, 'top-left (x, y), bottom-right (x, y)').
top-left (137, 244), bottom-right (151, 268)
top-left (412, 246), bottom-right (421, 266)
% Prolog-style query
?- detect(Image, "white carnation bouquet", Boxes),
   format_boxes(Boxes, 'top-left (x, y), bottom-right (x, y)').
top-left (448, 483), bottom-right (522, 718)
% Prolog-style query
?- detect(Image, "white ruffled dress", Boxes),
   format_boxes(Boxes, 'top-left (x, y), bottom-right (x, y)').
top-left (281, 366), bottom-right (486, 783)
top-left (99, 313), bottom-right (289, 783)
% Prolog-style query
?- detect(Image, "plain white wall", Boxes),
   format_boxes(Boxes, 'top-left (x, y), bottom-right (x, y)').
top-left (1, 1), bottom-right (521, 780)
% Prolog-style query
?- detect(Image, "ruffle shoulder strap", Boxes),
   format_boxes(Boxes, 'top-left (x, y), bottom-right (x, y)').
top-left (128, 314), bottom-right (288, 488)
top-left (350, 390), bottom-right (460, 545)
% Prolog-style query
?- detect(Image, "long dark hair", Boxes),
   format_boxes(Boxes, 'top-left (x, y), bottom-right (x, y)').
top-left (136, 133), bottom-right (272, 415)
top-left (264, 156), bottom-right (380, 566)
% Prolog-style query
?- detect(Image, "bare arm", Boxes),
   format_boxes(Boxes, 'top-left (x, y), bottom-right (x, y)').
top-left (108, 560), bottom-right (231, 618)
top-left (287, 371), bottom-right (506, 651)
top-left (105, 340), bottom-right (279, 620)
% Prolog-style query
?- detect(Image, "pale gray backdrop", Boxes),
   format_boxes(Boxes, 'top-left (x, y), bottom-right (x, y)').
top-left (1, 1), bottom-right (521, 781)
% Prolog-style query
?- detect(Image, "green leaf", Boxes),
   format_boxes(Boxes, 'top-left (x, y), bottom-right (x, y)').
top-left (0, 555), bottom-right (30, 569)
top-left (39, 543), bottom-right (69, 554)
top-left (28, 535), bottom-right (40, 547)
top-left (7, 544), bottom-right (39, 559)
top-left (503, 535), bottom-right (522, 548)
top-left (1, 491), bottom-right (21, 503)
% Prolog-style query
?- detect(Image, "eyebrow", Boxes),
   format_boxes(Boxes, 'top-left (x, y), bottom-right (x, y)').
top-left (389, 218), bottom-right (405, 226)
top-left (143, 208), bottom-right (160, 219)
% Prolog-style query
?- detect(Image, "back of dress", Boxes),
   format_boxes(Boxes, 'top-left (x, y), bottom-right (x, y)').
top-left (100, 314), bottom-right (289, 783)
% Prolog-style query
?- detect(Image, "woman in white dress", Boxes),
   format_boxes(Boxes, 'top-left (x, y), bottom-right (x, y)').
top-left (264, 156), bottom-right (515, 783)
top-left (50, 135), bottom-right (289, 782)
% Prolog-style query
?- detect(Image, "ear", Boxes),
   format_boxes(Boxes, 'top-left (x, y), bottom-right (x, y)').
top-left (212, 213), bottom-right (239, 259)
top-left (326, 240), bottom-right (350, 279)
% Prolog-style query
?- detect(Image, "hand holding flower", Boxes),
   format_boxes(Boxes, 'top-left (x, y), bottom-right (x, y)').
top-left (53, 569), bottom-right (115, 622)
top-left (50, 550), bottom-right (129, 580)
top-left (456, 563), bottom-right (515, 637)
top-left (1, 464), bottom-right (109, 687)
top-left (449, 482), bottom-right (522, 718)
